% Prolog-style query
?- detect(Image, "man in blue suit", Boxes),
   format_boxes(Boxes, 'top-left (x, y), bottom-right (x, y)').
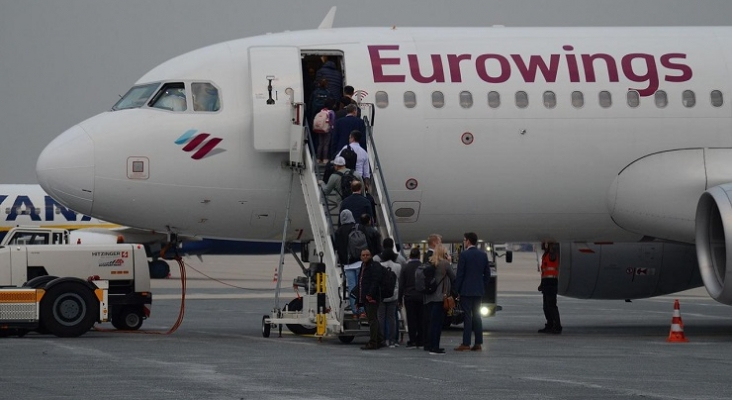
top-left (453, 232), bottom-right (491, 352)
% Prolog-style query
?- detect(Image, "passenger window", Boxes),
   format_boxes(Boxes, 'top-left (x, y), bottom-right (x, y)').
top-left (627, 91), bottom-right (640, 108)
top-left (459, 91), bottom-right (473, 108)
top-left (432, 91), bottom-right (444, 108)
top-left (192, 83), bottom-right (220, 112)
top-left (655, 90), bottom-right (668, 108)
top-left (682, 90), bottom-right (696, 108)
top-left (151, 83), bottom-right (187, 111)
top-left (488, 91), bottom-right (500, 108)
top-left (404, 91), bottom-right (417, 108)
top-left (599, 91), bottom-right (612, 108)
top-left (112, 82), bottom-right (160, 111)
top-left (711, 90), bottom-right (724, 107)
top-left (515, 91), bottom-right (528, 109)
top-left (375, 91), bottom-right (389, 108)
top-left (543, 91), bottom-right (556, 109)
top-left (571, 91), bottom-right (584, 108)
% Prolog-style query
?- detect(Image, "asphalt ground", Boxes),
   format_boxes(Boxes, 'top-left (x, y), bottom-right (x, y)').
top-left (1, 252), bottom-right (731, 400)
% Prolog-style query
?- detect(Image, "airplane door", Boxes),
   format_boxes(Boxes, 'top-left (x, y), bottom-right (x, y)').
top-left (248, 46), bottom-right (304, 153)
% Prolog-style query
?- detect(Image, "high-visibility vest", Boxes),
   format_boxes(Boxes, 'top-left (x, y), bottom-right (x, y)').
top-left (541, 251), bottom-right (559, 279)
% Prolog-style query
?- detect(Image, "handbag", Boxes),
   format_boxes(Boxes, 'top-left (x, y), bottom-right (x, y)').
top-left (443, 294), bottom-right (456, 311)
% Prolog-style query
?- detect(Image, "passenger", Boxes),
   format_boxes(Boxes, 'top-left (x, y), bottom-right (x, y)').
top-left (425, 244), bottom-right (455, 355)
top-left (374, 238), bottom-right (402, 348)
top-left (314, 56), bottom-right (343, 102)
top-left (357, 248), bottom-right (386, 350)
top-left (359, 213), bottom-right (382, 257)
top-left (319, 156), bottom-right (361, 207)
top-left (331, 104), bottom-right (367, 158)
top-left (453, 232), bottom-right (491, 352)
top-left (422, 233), bottom-right (442, 352)
top-left (334, 209), bottom-right (362, 318)
top-left (399, 247), bottom-right (425, 349)
top-left (335, 129), bottom-right (370, 187)
top-left (538, 243), bottom-right (562, 334)
top-left (314, 98), bottom-right (337, 164)
top-left (335, 85), bottom-right (360, 119)
top-left (339, 180), bottom-right (372, 225)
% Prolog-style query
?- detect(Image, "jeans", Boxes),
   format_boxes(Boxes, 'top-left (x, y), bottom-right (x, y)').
top-left (316, 131), bottom-right (331, 161)
top-left (428, 301), bottom-right (445, 351)
top-left (378, 300), bottom-right (397, 344)
top-left (460, 296), bottom-right (483, 346)
top-left (345, 268), bottom-right (361, 314)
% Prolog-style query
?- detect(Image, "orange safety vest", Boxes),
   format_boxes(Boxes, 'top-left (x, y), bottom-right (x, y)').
top-left (541, 250), bottom-right (559, 279)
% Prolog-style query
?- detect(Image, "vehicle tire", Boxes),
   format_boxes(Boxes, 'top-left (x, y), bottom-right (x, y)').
top-left (338, 335), bottom-right (355, 344)
top-left (262, 315), bottom-right (271, 338)
top-left (111, 306), bottom-right (144, 331)
top-left (39, 281), bottom-right (97, 337)
top-left (148, 259), bottom-right (171, 279)
top-left (285, 297), bottom-right (317, 335)
top-left (23, 275), bottom-right (58, 289)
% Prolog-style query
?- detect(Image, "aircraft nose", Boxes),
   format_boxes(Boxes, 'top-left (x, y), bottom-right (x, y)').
top-left (36, 124), bottom-right (95, 215)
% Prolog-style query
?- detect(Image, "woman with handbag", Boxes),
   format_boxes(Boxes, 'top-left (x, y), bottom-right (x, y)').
top-left (424, 244), bottom-right (456, 355)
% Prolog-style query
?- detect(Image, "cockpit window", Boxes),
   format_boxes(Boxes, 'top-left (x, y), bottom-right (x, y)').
top-left (150, 83), bottom-right (187, 111)
top-left (112, 83), bottom-right (160, 111)
top-left (192, 82), bottom-right (221, 112)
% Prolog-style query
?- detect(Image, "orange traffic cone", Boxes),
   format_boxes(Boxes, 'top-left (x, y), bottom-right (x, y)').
top-left (667, 299), bottom-right (688, 343)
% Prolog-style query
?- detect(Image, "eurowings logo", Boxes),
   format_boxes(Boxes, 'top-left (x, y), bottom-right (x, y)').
top-left (175, 129), bottom-right (225, 160)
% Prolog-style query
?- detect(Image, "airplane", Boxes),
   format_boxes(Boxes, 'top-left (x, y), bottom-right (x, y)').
top-left (0, 184), bottom-right (289, 278)
top-left (34, 15), bottom-right (732, 308)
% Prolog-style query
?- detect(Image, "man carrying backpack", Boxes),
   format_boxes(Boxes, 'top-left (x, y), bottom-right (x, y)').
top-left (399, 248), bottom-right (425, 349)
top-left (320, 156), bottom-right (362, 205)
top-left (334, 209), bottom-right (364, 319)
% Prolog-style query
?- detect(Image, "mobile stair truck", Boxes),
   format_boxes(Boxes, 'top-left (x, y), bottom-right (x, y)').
top-left (0, 227), bottom-right (152, 336)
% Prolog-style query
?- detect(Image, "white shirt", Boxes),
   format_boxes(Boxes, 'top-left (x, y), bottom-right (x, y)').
top-left (339, 142), bottom-right (370, 179)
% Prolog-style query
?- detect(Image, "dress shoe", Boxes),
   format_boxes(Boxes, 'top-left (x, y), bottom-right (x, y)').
top-left (470, 345), bottom-right (482, 351)
top-left (360, 343), bottom-right (379, 350)
top-left (454, 344), bottom-right (471, 351)
top-left (429, 348), bottom-right (446, 355)
top-left (538, 326), bottom-right (554, 333)
top-left (548, 328), bottom-right (562, 334)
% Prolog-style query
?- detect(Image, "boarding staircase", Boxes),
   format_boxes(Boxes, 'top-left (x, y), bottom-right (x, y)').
top-left (263, 103), bottom-right (404, 342)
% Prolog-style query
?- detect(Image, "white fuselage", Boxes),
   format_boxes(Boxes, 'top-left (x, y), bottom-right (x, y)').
top-left (36, 27), bottom-right (732, 244)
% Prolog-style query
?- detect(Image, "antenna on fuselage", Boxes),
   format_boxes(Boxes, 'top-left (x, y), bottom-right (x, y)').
top-left (318, 6), bottom-right (336, 29)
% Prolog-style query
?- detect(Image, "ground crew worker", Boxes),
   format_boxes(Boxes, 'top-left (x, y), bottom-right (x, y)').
top-left (538, 242), bottom-right (562, 334)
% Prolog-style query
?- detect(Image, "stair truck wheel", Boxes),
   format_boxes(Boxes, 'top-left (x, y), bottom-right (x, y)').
top-left (338, 335), bottom-right (355, 344)
top-left (262, 315), bottom-right (271, 337)
top-left (39, 279), bottom-right (98, 337)
top-left (111, 306), bottom-right (144, 331)
top-left (285, 297), bottom-right (317, 335)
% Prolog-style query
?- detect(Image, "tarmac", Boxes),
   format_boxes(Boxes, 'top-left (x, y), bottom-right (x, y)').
top-left (2, 252), bottom-right (731, 400)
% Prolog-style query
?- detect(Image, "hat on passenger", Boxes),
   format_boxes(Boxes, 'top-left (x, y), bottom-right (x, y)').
top-left (333, 156), bottom-right (346, 166)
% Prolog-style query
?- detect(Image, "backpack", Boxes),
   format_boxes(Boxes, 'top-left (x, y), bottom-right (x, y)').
top-left (311, 89), bottom-right (330, 113)
top-left (340, 145), bottom-right (357, 170)
top-left (414, 262), bottom-right (438, 294)
top-left (347, 224), bottom-right (368, 263)
top-left (312, 109), bottom-right (331, 134)
top-left (380, 266), bottom-right (398, 299)
top-left (335, 169), bottom-right (356, 198)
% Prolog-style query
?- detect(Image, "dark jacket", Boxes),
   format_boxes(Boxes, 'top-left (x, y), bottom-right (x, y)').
top-left (340, 194), bottom-right (373, 225)
top-left (399, 259), bottom-right (422, 303)
top-left (358, 259), bottom-right (384, 304)
top-left (331, 115), bottom-right (366, 158)
top-left (364, 225), bottom-right (382, 257)
top-left (334, 222), bottom-right (355, 264)
top-left (314, 61), bottom-right (342, 101)
top-left (455, 246), bottom-right (491, 297)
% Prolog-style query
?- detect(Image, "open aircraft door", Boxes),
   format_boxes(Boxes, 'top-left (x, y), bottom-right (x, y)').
top-left (248, 46), bottom-right (304, 162)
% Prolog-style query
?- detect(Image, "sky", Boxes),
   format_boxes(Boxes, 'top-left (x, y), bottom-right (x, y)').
top-left (2, 0), bottom-right (732, 184)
